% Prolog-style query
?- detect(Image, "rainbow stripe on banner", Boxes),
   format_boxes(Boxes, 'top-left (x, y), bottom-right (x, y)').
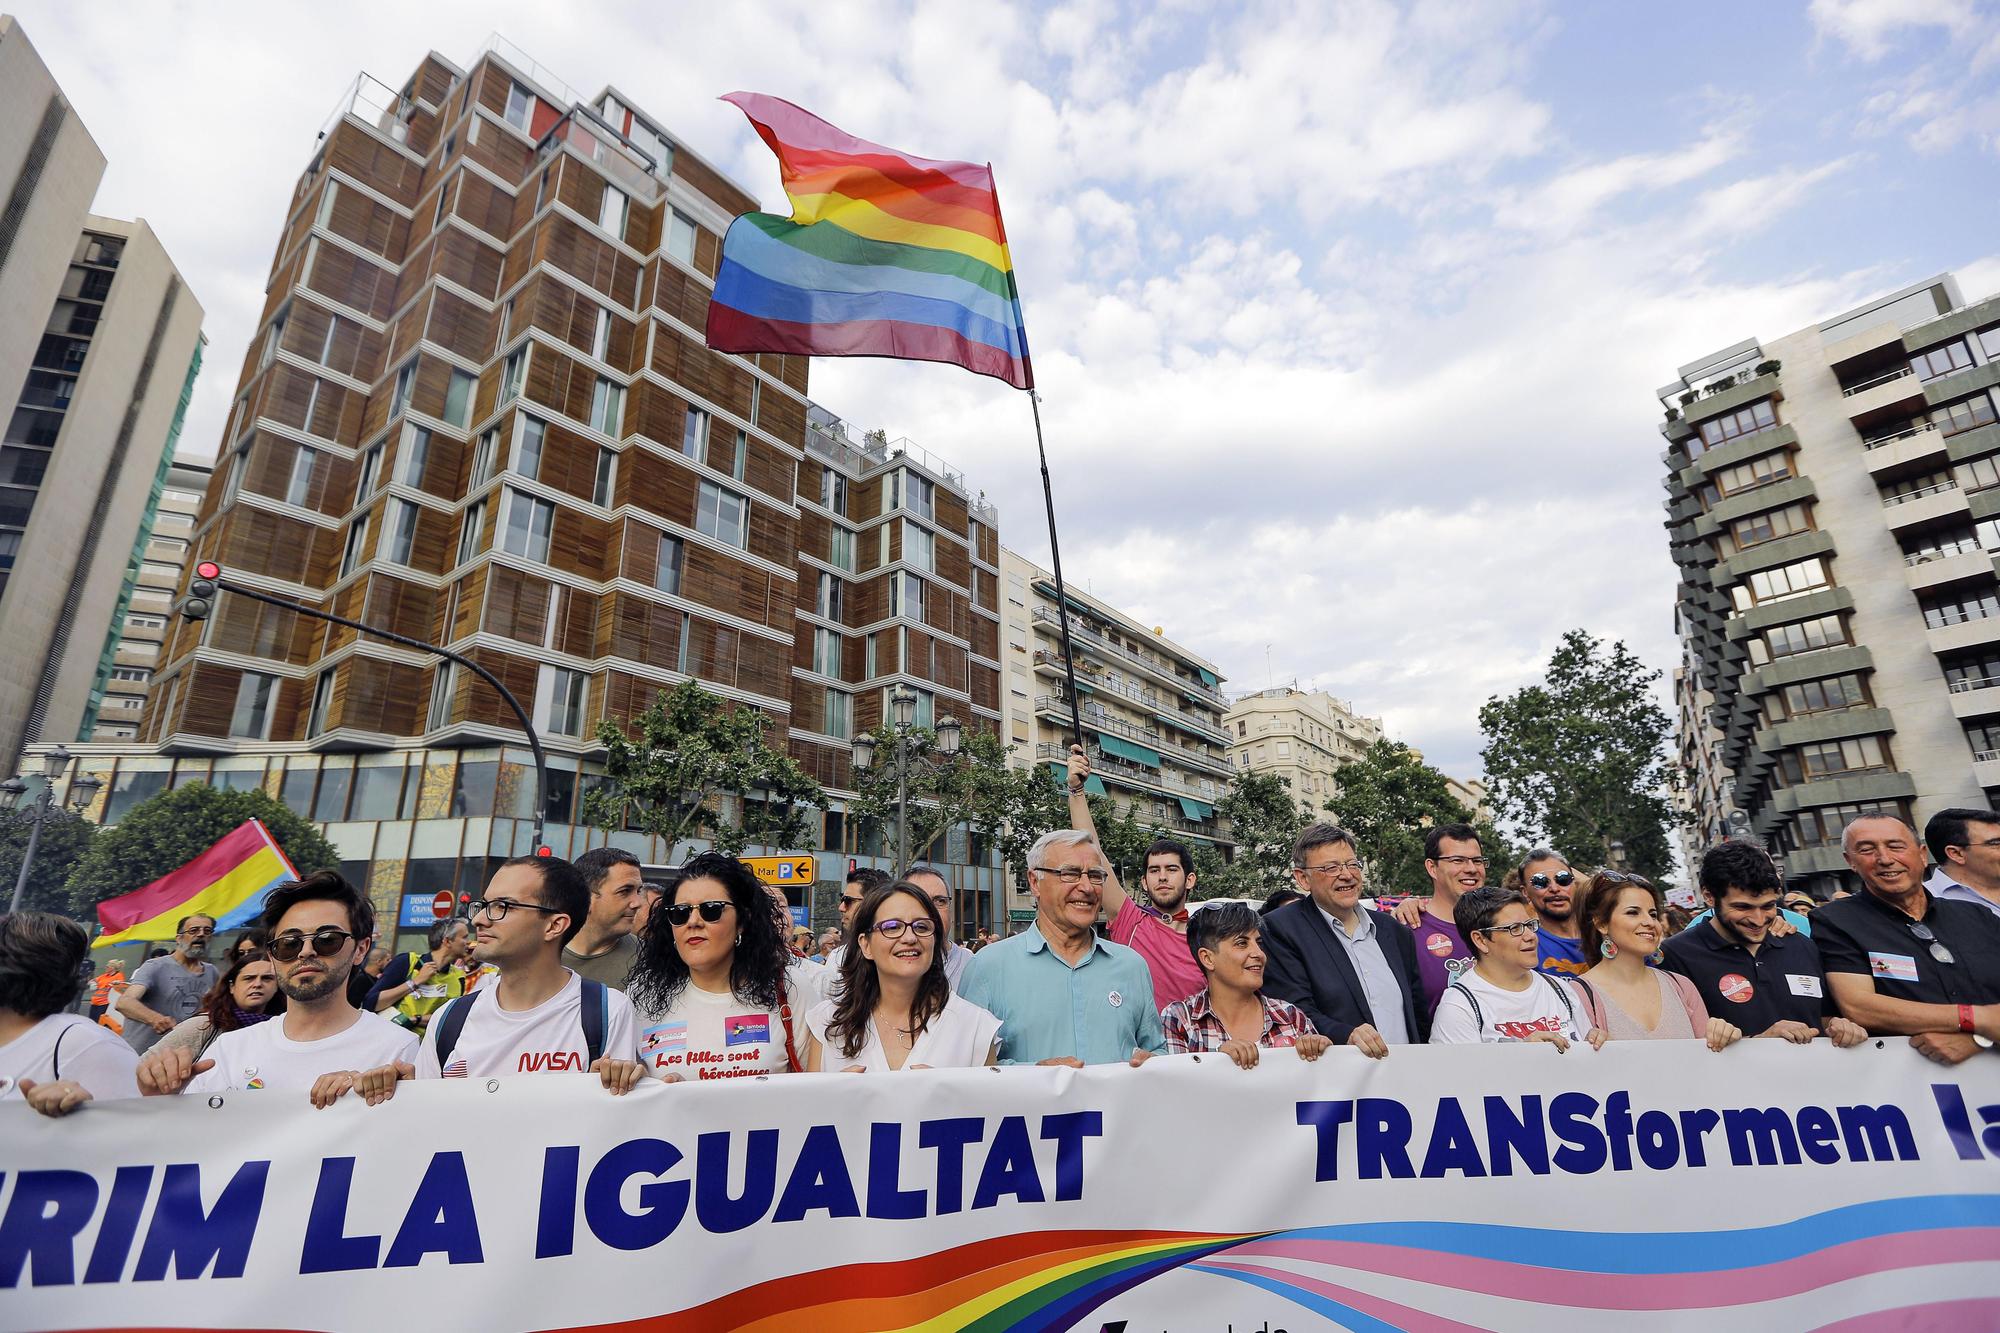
top-left (93, 819), bottom-right (299, 947)
top-left (620, 1194), bottom-right (2000, 1331)
top-left (704, 92), bottom-right (1033, 390)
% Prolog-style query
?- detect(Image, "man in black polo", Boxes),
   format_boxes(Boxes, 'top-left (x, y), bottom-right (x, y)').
top-left (1660, 841), bottom-right (1865, 1046)
top-left (1813, 815), bottom-right (2000, 1066)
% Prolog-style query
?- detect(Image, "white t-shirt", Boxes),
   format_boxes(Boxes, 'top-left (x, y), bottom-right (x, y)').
top-left (0, 1014), bottom-right (140, 1101)
top-left (1430, 969), bottom-right (1590, 1046)
top-left (636, 974), bottom-right (810, 1081)
top-left (185, 1010), bottom-right (419, 1095)
top-left (804, 991), bottom-right (1001, 1071)
top-left (415, 972), bottom-right (638, 1079)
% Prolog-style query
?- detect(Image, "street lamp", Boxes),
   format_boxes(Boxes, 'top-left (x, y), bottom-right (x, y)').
top-left (1609, 839), bottom-right (1628, 872)
top-left (850, 689), bottom-right (964, 873)
top-left (7, 745), bottom-right (100, 913)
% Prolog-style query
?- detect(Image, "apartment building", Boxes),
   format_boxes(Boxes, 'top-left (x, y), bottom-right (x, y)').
top-left (1002, 550), bottom-right (1234, 871)
top-left (1660, 272), bottom-right (1998, 895)
top-left (1223, 686), bottom-right (1386, 815)
top-left (0, 18), bottom-right (206, 774)
top-left (49, 38), bottom-right (1006, 941)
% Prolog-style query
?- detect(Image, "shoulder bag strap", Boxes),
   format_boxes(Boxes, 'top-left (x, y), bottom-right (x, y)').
top-left (579, 980), bottom-right (607, 1065)
top-left (1447, 980), bottom-right (1483, 1032)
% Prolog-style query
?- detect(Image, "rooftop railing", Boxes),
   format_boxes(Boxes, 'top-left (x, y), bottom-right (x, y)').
top-left (537, 107), bottom-right (661, 203)
top-left (1882, 479), bottom-right (1959, 508)
top-left (1949, 676), bottom-right (2000, 693)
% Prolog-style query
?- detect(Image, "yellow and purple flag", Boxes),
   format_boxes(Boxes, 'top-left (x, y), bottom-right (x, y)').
top-left (92, 819), bottom-right (299, 947)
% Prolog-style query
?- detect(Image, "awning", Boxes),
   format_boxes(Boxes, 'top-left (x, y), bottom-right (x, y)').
top-left (1178, 796), bottom-right (1214, 820)
top-left (1196, 667), bottom-right (1219, 688)
top-left (1047, 763), bottom-right (1106, 796)
top-left (1097, 733), bottom-right (1162, 768)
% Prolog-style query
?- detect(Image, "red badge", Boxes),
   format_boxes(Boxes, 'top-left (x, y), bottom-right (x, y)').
top-left (1426, 934), bottom-right (1454, 958)
top-left (1718, 973), bottom-right (1754, 1004)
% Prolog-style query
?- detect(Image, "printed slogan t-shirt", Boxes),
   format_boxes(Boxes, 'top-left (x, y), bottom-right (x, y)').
top-left (637, 977), bottom-right (808, 1080)
top-left (415, 972), bottom-right (638, 1079)
top-left (1428, 970), bottom-right (1590, 1047)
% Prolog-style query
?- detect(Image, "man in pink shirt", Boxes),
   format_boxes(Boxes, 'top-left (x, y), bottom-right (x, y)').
top-left (1065, 745), bottom-right (1206, 1007)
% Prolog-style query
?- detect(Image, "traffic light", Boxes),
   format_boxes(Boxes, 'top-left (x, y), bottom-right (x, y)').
top-left (180, 560), bottom-right (221, 622)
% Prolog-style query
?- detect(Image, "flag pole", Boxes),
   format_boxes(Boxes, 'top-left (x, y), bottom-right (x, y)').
top-left (1029, 391), bottom-right (1087, 756)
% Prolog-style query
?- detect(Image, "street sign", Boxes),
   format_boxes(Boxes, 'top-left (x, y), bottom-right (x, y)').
top-left (742, 854), bottom-right (815, 886)
top-left (1007, 909), bottom-right (1036, 923)
top-left (432, 890), bottom-right (455, 919)
top-left (398, 894), bottom-right (439, 928)
top-left (789, 906), bottom-right (809, 929)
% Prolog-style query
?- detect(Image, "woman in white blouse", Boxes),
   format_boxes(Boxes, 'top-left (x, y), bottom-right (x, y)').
top-left (804, 881), bottom-right (999, 1072)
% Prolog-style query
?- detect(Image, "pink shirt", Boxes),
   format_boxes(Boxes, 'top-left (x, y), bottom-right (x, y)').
top-left (1109, 899), bottom-right (1205, 1008)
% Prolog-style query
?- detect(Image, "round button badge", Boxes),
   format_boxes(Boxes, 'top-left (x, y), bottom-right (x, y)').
top-left (1718, 974), bottom-right (1754, 1003)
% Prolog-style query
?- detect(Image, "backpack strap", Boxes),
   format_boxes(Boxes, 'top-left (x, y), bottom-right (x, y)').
top-left (431, 991), bottom-right (479, 1069)
top-left (1447, 980), bottom-right (1484, 1033)
top-left (50, 1023), bottom-right (72, 1081)
top-left (1546, 972), bottom-right (1584, 1030)
top-left (580, 980), bottom-right (607, 1066)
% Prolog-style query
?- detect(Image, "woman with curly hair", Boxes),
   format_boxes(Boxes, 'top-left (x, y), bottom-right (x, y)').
top-left (803, 880), bottom-right (1000, 1072)
top-left (627, 851), bottom-right (810, 1080)
top-left (154, 949), bottom-right (283, 1062)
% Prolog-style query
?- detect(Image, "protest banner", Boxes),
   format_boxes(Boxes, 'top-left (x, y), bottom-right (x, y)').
top-left (4, 1042), bottom-right (1998, 1330)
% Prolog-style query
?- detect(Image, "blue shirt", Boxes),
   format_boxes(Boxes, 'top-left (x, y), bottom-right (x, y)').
top-left (1535, 928), bottom-right (1588, 977)
top-left (958, 923), bottom-right (1166, 1065)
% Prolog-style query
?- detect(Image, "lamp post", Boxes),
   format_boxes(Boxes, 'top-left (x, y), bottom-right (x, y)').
top-left (847, 686), bottom-right (961, 874)
top-left (5, 746), bottom-right (103, 913)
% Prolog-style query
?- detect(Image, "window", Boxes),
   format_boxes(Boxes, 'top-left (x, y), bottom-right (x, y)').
top-left (340, 513), bottom-right (370, 577)
top-left (316, 181), bottom-right (337, 229)
top-left (904, 522), bottom-right (936, 571)
top-left (1795, 801), bottom-right (1908, 848)
top-left (512, 415), bottom-right (545, 479)
top-left (1780, 674), bottom-right (1867, 717)
top-left (1966, 456), bottom-right (2000, 492)
top-left (594, 447), bottom-right (617, 506)
top-left (655, 533), bottom-right (683, 593)
top-left (864, 633), bottom-right (878, 679)
top-left (681, 407), bottom-right (709, 459)
top-left (1726, 502), bottom-right (1810, 552)
top-left (813, 627), bottom-right (842, 676)
top-left (1938, 393), bottom-right (1997, 437)
top-left (1755, 613), bottom-right (1848, 663)
top-left (111, 667), bottom-right (150, 683)
top-left (749, 378), bottom-right (762, 427)
top-left (470, 429), bottom-right (498, 487)
top-left (230, 673), bottom-right (277, 740)
top-left (427, 663), bottom-right (456, 730)
top-left (666, 209), bottom-right (698, 264)
top-left (541, 666), bottom-right (588, 736)
top-left (504, 80), bottom-right (534, 133)
top-left (125, 613), bottom-right (166, 631)
top-left (825, 689), bottom-right (851, 740)
top-left (890, 468), bottom-right (934, 520)
top-left (1911, 340), bottom-right (1973, 383)
top-left (1922, 587), bottom-right (2000, 630)
top-left (889, 571), bottom-right (925, 620)
top-left (457, 499), bottom-right (486, 564)
top-left (816, 571), bottom-right (843, 619)
top-left (396, 424), bottom-right (431, 487)
top-left (354, 442), bottom-right (382, 504)
top-left (591, 378), bottom-right (623, 436)
top-left (598, 185), bottom-right (628, 237)
top-left (821, 470), bottom-right (847, 515)
top-left (1944, 651), bottom-right (2000, 690)
top-left (385, 498), bottom-right (419, 564)
top-left (1731, 557), bottom-right (1829, 611)
top-left (260, 308), bottom-right (285, 369)
top-left (591, 308), bottom-right (612, 362)
top-left (497, 298), bottom-right (514, 344)
top-left (443, 369), bottom-right (474, 428)
top-left (317, 314), bottom-right (344, 368)
top-left (828, 526), bottom-right (854, 572)
top-left (501, 489), bottom-right (554, 561)
top-left (696, 481), bottom-right (748, 548)
top-left (1794, 736), bottom-right (1887, 780)
top-left (728, 429), bottom-right (747, 481)
top-left (306, 670), bottom-right (335, 738)
top-left (1694, 398), bottom-right (1778, 455)
top-left (286, 446), bottom-right (317, 507)
top-left (501, 348), bottom-right (525, 403)
top-left (391, 363), bottom-right (415, 419)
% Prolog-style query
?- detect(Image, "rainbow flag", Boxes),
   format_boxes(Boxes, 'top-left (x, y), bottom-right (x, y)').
top-left (705, 92), bottom-right (1033, 390)
top-left (93, 819), bottom-right (299, 948)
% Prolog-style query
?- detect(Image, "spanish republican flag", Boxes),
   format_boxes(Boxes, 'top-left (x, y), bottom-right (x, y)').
top-left (92, 819), bottom-right (299, 948)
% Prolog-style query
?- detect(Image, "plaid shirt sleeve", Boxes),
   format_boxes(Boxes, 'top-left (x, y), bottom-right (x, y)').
top-left (1262, 997), bottom-right (1319, 1045)
top-left (1160, 1001), bottom-right (1194, 1055)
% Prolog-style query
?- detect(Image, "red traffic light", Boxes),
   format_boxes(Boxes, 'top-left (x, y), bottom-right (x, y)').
top-left (195, 561), bottom-right (221, 580)
top-left (536, 845), bottom-right (552, 857)
top-left (458, 893), bottom-right (471, 903)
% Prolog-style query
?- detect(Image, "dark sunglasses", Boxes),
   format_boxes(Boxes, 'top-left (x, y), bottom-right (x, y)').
top-left (267, 927), bottom-right (357, 962)
top-left (838, 894), bottom-right (862, 909)
top-left (665, 899), bottom-right (731, 928)
top-left (1529, 871), bottom-right (1575, 889)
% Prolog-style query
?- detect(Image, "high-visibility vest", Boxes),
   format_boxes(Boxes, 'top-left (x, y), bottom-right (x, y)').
top-left (394, 952), bottom-right (466, 1030)
top-left (90, 967), bottom-right (125, 1007)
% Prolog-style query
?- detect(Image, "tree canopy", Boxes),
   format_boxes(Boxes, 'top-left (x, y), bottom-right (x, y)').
top-left (1324, 740), bottom-right (1496, 896)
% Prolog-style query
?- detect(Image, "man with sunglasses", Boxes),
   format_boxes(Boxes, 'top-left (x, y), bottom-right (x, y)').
top-left (822, 867), bottom-right (890, 975)
top-left (116, 914), bottom-right (218, 1056)
top-left (1813, 815), bottom-right (2000, 1066)
top-left (1514, 850), bottom-right (1588, 978)
top-left (1923, 807), bottom-right (2000, 918)
top-left (138, 872), bottom-right (416, 1105)
top-left (905, 864), bottom-right (976, 989)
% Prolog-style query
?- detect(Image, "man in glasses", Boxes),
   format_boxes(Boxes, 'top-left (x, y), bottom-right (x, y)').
top-left (1813, 815), bottom-right (2000, 1065)
top-left (905, 864), bottom-right (976, 989)
top-left (1923, 807), bottom-right (2000, 918)
top-left (1513, 850), bottom-right (1588, 978)
top-left (137, 872), bottom-right (417, 1103)
top-left (959, 828), bottom-right (1164, 1066)
top-left (1396, 823), bottom-right (1489, 1014)
top-left (117, 913), bottom-right (219, 1057)
top-left (355, 856), bottom-right (642, 1098)
top-left (821, 867), bottom-right (890, 975)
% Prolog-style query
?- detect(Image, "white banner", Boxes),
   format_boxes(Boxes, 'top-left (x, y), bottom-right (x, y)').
top-left (4, 1043), bottom-right (1999, 1331)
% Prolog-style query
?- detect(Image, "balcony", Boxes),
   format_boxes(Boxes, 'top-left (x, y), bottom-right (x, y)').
top-left (1824, 320), bottom-right (1905, 371)
top-left (1031, 606), bottom-right (1228, 710)
top-left (1905, 547), bottom-right (1994, 593)
top-left (1032, 695), bottom-right (1234, 777)
top-left (1770, 769), bottom-right (1917, 815)
top-left (1926, 611), bottom-right (2000, 655)
top-left (1976, 751), bottom-right (2000, 791)
top-left (537, 107), bottom-right (662, 204)
top-left (1881, 480), bottom-right (1969, 531)
top-left (1030, 651), bottom-right (1230, 742)
top-left (1922, 360), bottom-right (2000, 410)
top-left (1841, 365), bottom-right (1928, 426)
top-left (1034, 742), bottom-right (1223, 804)
top-left (1863, 421), bottom-right (1949, 476)
top-left (1949, 677), bottom-right (2000, 719)
top-left (1781, 844), bottom-right (1852, 878)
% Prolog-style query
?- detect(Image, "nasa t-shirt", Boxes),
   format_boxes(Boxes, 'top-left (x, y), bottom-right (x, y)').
top-left (637, 976), bottom-right (808, 1080)
top-left (184, 1010), bottom-right (418, 1096)
top-left (415, 972), bottom-right (638, 1079)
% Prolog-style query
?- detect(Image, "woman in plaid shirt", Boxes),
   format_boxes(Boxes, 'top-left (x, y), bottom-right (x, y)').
top-left (1160, 902), bottom-right (1333, 1069)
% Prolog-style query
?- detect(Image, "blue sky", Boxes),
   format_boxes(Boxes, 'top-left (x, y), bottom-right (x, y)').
top-left (17, 0), bottom-right (2000, 779)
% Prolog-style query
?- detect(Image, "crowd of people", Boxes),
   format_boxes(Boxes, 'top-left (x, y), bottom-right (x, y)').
top-left (4, 744), bottom-right (1999, 1117)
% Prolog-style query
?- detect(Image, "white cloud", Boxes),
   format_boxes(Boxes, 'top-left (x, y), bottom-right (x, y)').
top-left (1808, 0), bottom-right (1979, 60)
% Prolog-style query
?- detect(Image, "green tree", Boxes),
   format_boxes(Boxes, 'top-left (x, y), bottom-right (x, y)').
top-left (1081, 790), bottom-right (1161, 883)
top-left (1477, 629), bottom-right (1680, 880)
top-left (0, 806), bottom-right (98, 918)
top-left (1324, 740), bottom-right (1477, 896)
top-left (581, 681), bottom-right (825, 858)
top-left (1195, 771), bottom-right (1301, 900)
top-left (849, 728), bottom-right (1064, 884)
top-left (64, 784), bottom-right (338, 916)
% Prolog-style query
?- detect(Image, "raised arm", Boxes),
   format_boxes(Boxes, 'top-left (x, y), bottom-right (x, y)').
top-left (1066, 744), bottom-right (1129, 918)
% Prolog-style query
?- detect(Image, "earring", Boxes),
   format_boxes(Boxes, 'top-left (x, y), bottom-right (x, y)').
top-left (735, 932), bottom-right (743, 946)
top-left (1600, 940), bottom-right (1617, 960)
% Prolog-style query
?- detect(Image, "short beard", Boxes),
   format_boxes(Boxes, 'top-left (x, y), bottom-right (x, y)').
top-left (278, 965), bottom-right (348, 1003)
top-left (1148, 884), bottom-right (1188, 911)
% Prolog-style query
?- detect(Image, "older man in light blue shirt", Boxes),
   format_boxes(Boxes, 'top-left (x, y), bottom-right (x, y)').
top-left (960, 829), bottom-right (1164, 1067)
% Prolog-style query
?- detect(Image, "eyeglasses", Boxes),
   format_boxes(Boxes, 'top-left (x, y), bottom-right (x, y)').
top-left (872, 917), bottom-right (936, 940)
top-left (664, 899), bottom-right (731, 928)
top-left (1433, 855), bottom-right (1488, 867)
top-left (1034, 866), bottom-right (1109, 885)
top-left (1297, 860), bottom-right (1364, 876)
top-left (1528, 871), bottom-right (1575, 889)
top-left (1907, 921), bottom-right (1955, 966)
top-left (468, 898), bottom-right (561, 923)
top-left (1476, 920), bottom-right (1538, 940)
top-left (267, 927), bottom-right (357, 962)
top-left (179, 925), bottom-right (215, 937)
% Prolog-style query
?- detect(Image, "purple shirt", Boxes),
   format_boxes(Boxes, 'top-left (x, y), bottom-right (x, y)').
top-left (1410, 914), bottom-right (1471, 1015)
top-left (1108, 899), bottom-right (1205, 1009)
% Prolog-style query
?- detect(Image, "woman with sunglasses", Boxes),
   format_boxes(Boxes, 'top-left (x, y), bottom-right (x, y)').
top-left (1504, 849), bottom-right (1588, 978)
top-left (1570, 871), bottom-right (1742, 1052)
top-left (627, 851), bottom-right (810, 1080)
top-left (1430, 887), bottom-right (1605, 1049)
top-left (154, 949), bottom-right (284, 1064)
top-left (803, 881), bottom-right (1001, 1072)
